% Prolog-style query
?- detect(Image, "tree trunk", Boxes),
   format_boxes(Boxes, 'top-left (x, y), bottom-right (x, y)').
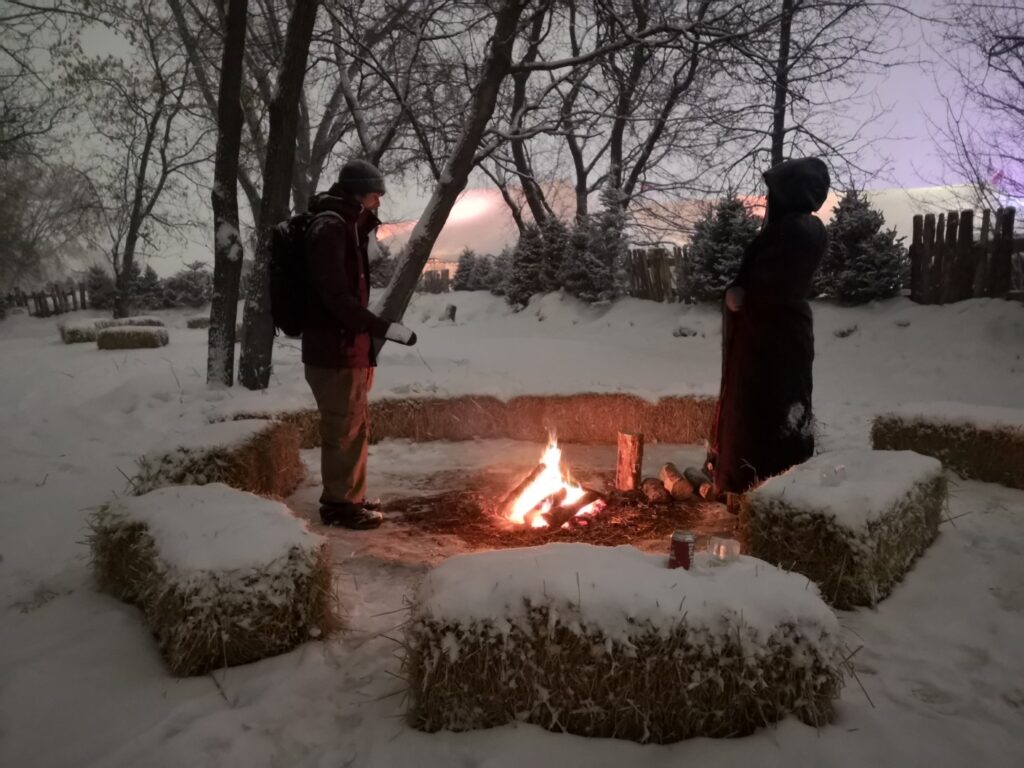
top-left (373, 0), bottom-right (529, 346)
top-left (238, 0), bottom-right (320, 390)
top-left (509, 10), bottom-right (551, 226)
top-left (770, 0), bottom-right (795, 167)
top-left (615, 431), bottom-right (643, 491)
top-left (207, 0), bottom-right (249, 387)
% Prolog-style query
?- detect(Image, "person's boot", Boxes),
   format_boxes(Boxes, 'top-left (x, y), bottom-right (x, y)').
top-left (320, 501), bottom-right (383, 530)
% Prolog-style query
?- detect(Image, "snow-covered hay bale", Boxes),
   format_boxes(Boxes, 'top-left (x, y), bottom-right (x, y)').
top-left (97, 325), bottom-right (169, 349)
top-left (213, 407), bottom-right (321, 450)
top-left (406, 543), bottom-right (845, 743)
top-left (872, 403), bottom-right (1024, 490)
top-left (94, 315), bottom-right (165, 329)
top-left (369, 394), bottom-right (716, 445)
top-left (186, 315), bottom-right (210, 329)
top-left (59, 319), bottom-right (99, 344)
top-left (134, 419), bottom-right (304, 497)
top-left (742, 450), bottom-right (946, 609)
top-left (88, 484), bottom-right (336, 676)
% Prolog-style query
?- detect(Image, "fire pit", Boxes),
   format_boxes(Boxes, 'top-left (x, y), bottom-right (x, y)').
top-left (385, 436), bottom-right (742, 551)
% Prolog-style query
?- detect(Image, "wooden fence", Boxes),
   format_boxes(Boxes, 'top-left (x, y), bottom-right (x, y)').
top-left (627, 247), bottom-right (685, 302)
top-left (2, 283), bottom-right (89, 317)
top-left (909, 207), bottom-right (1021, 304)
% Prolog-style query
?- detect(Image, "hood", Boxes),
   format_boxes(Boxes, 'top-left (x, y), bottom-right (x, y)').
top-left (763, 157), bottom-right (830, 219)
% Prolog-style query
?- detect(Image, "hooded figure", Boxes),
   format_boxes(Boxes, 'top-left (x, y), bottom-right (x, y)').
top-left (708, 157), bottom-right (831, 498)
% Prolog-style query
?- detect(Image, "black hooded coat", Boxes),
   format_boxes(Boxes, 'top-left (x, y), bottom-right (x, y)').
top-left (710, 158), bottom-right (831, 495)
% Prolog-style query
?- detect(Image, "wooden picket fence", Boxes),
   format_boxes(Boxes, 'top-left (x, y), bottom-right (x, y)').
top-left (909, 207), bottom-right (1021, 304)
top-left (627, 247), bottom-right (686, 302)
top-left (2, 283), bottom-right (89, 317)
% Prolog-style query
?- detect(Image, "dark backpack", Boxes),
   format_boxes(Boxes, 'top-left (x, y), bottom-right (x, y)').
top-left (269, 211), bottom-right (342, 338)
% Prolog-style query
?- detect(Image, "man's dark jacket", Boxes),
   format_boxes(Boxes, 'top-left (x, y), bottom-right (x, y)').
top-left (710, 157), bottom-right (830, 495)
top-left (302, 184), bottom-right (389, 368)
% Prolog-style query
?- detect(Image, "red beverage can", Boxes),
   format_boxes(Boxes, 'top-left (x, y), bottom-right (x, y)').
top-left (668, 530), bottom-right (695, 570)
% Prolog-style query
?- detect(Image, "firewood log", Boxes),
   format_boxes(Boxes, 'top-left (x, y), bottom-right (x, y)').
top-left (659, 462), bottom-right (693, 500)
top-left (499, 464), bottom-right (545, 512)
top-left (543, 489), bottom-right (603, 528)
top-left (641, 477), bottom-right (672, 504)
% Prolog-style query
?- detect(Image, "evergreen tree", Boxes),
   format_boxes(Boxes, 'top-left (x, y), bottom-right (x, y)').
top-left (487, 247), bottom-right (513, 296)
top-left (468, 254), bottom-right (493, 290)
top-left (369, 239), bottom-right (396, 289)
top-left (584, 186), bottom-right (630, 301)
top-left (685, 197), bottom-right (760, 303)
top-left (134, 264), bottom-right (164, 310)
top-left (538, 217), bottom-right (569, 293)
top-left (85, 264), bottom-right (117, 310)
top-left (506, 225), bottom-right (545, 307)
top-left (559, 219), bottom-right (617, 303)
top-left (821, 190), bottom-right (906, 304)
top-left (163, 261), bottom-right (213, 308)
top-left (453, 248), bottom-right (478, 290)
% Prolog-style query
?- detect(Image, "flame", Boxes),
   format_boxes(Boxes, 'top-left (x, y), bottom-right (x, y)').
top-left (507, 437), bottom-right (603, 528)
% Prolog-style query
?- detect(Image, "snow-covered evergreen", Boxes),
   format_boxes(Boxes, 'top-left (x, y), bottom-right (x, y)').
top-left (506, 225), bottom-right (545, 307)
top-left (684, 197), bottom-right (760, 303)
top-left (819, 190), bottom-right (907, 305)
top-left (453, 249), bottom-right (478, 291)
top-left (162, 262), bottom-right (214, 309)
top-left (538, 217), bottom-right (569, 293)
top-left (85, 264), bottom-right (116, 310)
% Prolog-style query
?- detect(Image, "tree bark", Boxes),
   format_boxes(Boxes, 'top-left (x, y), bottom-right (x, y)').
top-left (615, 431), bottom-right (644, 491)
top-left (238, 0), bottom-right (321, 390)
top-left (207, 0), bottom-right (249, 387)
top-left (373, 0), bottom-right (530, 345)
top-left (770, 0), bottom-right (795, 167)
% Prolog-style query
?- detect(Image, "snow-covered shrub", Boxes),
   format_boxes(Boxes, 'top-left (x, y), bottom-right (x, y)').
top-left (405, 543), bottom-right (846, 743)
top-left (96, 325), bottom-right (169, 349)
top-left (186, 315), bottom-right (210, 329)
top-left (88, 484), bottom-right (336, 676)
top-left (818, 190), bottom-right (907, 304)
top-left (133, 264), bottom-right (164, 310)
top-left (743, 449), bottom-right (946, 608)
top-left (872, 404), bottom-right (1024, 490)
top-left (683, 198), bottom-right (761, 303)
top-left (162, 261), bottom-right (213, 308)
top-left (133, 419), bottom-right (304, 498)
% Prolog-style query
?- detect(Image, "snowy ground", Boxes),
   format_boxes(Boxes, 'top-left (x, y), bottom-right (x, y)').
top-left (1, 292), bottom-right (1023, 767)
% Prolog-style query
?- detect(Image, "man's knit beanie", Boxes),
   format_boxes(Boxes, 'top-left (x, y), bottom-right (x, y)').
top-left (338, 159), bottom-right (386, 196)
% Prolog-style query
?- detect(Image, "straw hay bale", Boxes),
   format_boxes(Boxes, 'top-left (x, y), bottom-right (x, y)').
top-left (186, 315), bottom-right (211, 329)
top-left (406, 543), bottom-right (845, 743)
top-left (210, 407), bottom-right (321, 449)
top-left (742, 449), bottom-right (946, 609)
top-left (59, 319), bottom-right (99, 344)
top-left (88, 484), bottom-right (336, 676)
top-left (97, 325), bottom-right (169, 349)
top-left (95, 315), bottom-right (165, 329)
top-left (872, 404), bottom-right (1024, 490)
top-left (134, 419), bottom-right (304, 497)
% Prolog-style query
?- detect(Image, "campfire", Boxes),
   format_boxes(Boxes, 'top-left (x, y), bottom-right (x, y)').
top-left (501, 436), bottom-right (606, 529)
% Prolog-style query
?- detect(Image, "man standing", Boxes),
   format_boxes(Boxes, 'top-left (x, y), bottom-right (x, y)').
top-left (303, 159), bottom-right (417, 529)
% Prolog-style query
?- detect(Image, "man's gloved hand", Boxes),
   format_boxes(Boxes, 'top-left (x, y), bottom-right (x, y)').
top-left (384, 321), bottom-right (417, 346)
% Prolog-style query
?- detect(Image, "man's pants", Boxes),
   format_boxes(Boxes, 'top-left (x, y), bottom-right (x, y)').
top-left (304, 366), bottom-right (374, 504)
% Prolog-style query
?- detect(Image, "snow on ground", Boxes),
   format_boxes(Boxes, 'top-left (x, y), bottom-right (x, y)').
top-left (1, 293), bottom-right (1023, 767)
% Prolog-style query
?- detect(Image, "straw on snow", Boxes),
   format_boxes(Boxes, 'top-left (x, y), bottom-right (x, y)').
top-left (96, 325), bottom-right (169, 349)
top-left (742, 449), bottom-right (946, 609)
top-left (405, 543), bottom-right (846, 743)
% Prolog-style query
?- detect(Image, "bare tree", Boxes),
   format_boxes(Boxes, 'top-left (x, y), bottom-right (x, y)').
top-left (207, 0), bottom-right (249, 387)
top-left (937, 1), bottom-right (1024, 207)
top-left (65, 0), bottom-right (210, 318)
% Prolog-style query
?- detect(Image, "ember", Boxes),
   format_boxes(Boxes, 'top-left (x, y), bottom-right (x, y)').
top-left (503, 436), bottom-right (605, 528)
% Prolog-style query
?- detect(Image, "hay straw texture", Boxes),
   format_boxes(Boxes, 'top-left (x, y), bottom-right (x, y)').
top-left (88, 484), bottom-right (336, 676)
top-left (214, 407), bottom-right (321, 450)
top-left (186, 315), bottom-right (211, 329)
top-left (97, 325), bottom-right (169, 349)
top-left (95, 315), bottom-right (165, 329)
top-left (742, 449), bottom-right (946, 609)
top-left (405, 543), bottom-right (845, 743)
top-left (872, 404), bottom-right (1024, 490)
top-left (134, 419), bottom-right (304, 497)
top-left (59, 320), bottom-right (98, 343)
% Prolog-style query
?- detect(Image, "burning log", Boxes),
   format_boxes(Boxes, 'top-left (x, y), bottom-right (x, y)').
top-left (542, 489), bottom-right (603, 529)
top-left (499, 464), bottom-right (545, 512)
top-left (615, 431), bottom-right (644, 491)
top-left (641, 477), bottom-right (672, 504)
top-left (659, 462), bottom-right (694, 500)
